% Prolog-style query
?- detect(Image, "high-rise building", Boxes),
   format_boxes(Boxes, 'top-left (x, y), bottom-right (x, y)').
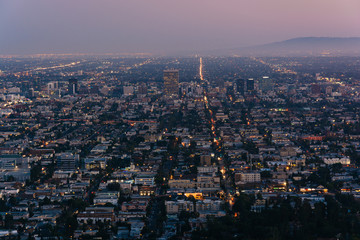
top-left (28, 88), bottom-right (35, 99)
top-left (236, 78), bottom-right (246, 95)
top-left (258, 76), bottom-right (273, 93)
top-left (68, 78), bottom-right (78, 95)
top-left (20, 81), bottom-right (30, 93)
top-left (138, 83), bottom-right (147, 95)
top-left (163, 70), bottom-right (179, 96)
top-left (47, 81), bottom-right (58, 95)
top-left (34, 78), bottom-right (42, 91)
top-left (247, 78), bottom-right (255, 92)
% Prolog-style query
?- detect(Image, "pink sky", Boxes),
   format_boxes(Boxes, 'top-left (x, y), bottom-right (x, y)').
top-left (0, 0), bottom-right (359, 54)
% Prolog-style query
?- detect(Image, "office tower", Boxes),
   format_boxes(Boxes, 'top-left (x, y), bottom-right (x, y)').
top-left (247, 78), bottom-right (255, 92)
top-left (258, 76), bottom-right (273, 93)
top-left (236, 78), bottom-right (246, 95)
top-left (163, 70), bottom-right (179, 96)
top-left (138, 83), bottom-right (147, 95)
top-left (47, 81), bottom-right (58, 95)
top-left (20, 81), bottom-right (30, 93)
top-left (68, 78), bottom-right (78, 95)
top-left (28, 88), bottom-right (35, 99)
top-left (34, 78), bottom-right (42, 91)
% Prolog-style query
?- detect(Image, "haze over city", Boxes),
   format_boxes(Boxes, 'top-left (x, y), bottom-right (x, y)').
top-left (1, 0), bottom-right (360, 55)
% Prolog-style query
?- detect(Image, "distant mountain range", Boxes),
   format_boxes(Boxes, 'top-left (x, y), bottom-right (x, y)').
top-left (208, 37), bottom-right (360, 56)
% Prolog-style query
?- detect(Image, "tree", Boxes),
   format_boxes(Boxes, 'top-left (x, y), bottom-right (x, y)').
top-left (5, 175), bottom-right (15, 182)
top-left (4, 213), bottom-right (13, 229)
top-left (30, 164), bottom-right (42, 183)
top-left (107, 182), bottom-right (120, 191)
top-left (260, 170), bottom-right (272, 179)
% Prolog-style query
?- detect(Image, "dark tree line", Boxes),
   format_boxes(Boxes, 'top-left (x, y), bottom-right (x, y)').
top-left (192, 193), bottom-right (360, 240)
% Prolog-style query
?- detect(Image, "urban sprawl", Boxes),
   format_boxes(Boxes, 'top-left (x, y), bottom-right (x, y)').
top-left (0, 56), bottom-right (359, 239)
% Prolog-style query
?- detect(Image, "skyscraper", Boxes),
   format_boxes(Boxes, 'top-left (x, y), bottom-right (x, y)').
top-left (247, 78), bottom-right (255, 92)
top-left (138, 83), bottom-right (147, 95)
top-left (258, 76), bottom-right (273, 93)
top-left (236, 78), bottom-right (246, 95)
top-left (28, 88), bottom-right (35, 99)
top-left (47, 81), bottom-right (58, 95)
top-left (163, 70), bottom-right (179, 96)
top-left (69, 78), bottom-right (78, 95)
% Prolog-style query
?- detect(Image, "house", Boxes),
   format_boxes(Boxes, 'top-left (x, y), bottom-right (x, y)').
top-left (77, 207), bottom-right (116, 223)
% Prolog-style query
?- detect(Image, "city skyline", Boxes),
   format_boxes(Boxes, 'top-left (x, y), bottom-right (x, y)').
top-left (0, 49), bottom-right (360, 238)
